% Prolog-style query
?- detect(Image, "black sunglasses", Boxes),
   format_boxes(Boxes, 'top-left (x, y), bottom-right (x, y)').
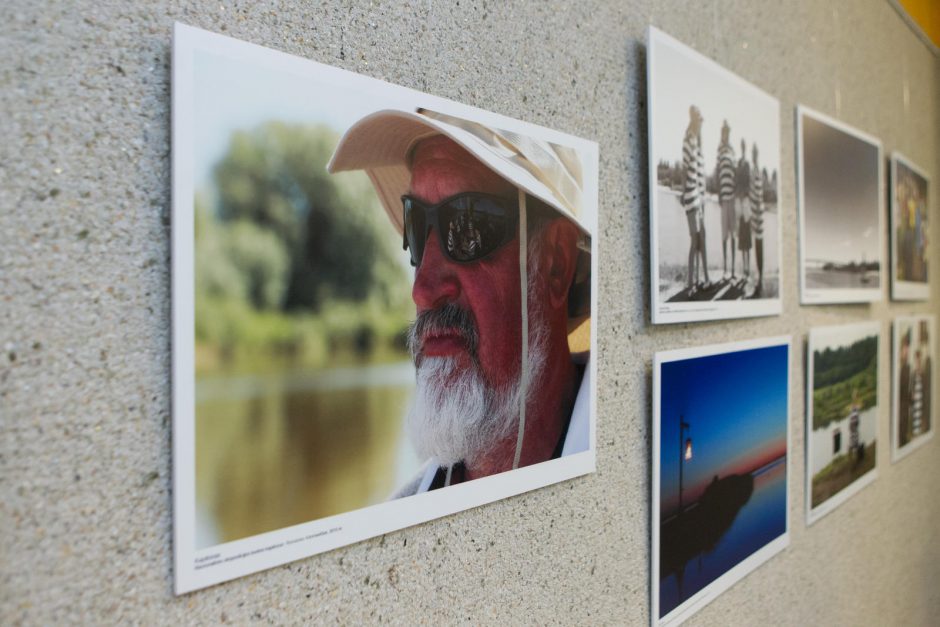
top-left (401, 192), bottom-right (520, 267)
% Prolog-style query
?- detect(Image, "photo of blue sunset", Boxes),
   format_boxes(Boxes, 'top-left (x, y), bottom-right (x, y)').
top-left (658, 343), bottom-right (788, 618)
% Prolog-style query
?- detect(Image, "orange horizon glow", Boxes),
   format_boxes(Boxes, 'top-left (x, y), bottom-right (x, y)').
top-left (681, 439), bottom-right (787, 505)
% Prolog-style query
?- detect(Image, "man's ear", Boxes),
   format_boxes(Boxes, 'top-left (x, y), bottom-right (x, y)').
top-left (538, 218), bottom-right (579, 311)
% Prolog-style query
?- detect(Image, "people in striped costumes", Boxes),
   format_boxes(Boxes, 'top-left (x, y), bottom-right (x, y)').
top-left (682, 105), bottom-right (710, 292)
top-left (716, 121), bottom-right (736, 280)
top-left (749, 143), bottom-right (764, 297)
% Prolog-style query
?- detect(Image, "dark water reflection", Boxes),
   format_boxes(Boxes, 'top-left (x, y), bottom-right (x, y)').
top-left (195, 361), bottom-right (418, 548)
top-left (659, 459), bottom-right (787, 618)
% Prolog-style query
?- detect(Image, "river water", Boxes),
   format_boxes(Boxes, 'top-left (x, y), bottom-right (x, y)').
top-left (659, 459), bottom-right (787, 618)
top-left (195, 360), bottom-right (420, 548)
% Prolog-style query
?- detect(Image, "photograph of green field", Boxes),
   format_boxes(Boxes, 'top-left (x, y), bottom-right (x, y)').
top-left (807, 323), bottom-right (879, 522)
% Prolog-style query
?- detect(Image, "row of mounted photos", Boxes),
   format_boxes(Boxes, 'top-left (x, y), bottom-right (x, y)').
top-left (651, 315), bottom-right (935, 627)
top-left (170, 23), bottom-right (932, 625)
top-left (646, 27), bottom-right (934, 626)
top-left (648, 28), bottom-right (930, 325)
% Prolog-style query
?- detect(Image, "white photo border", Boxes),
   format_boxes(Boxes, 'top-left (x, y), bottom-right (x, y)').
top-left (647, 26), bottom-right (783, 325)
top-left (796, 105), bottom-right (885, 305)
top-left (805, 321), bottom-right (881, 526)
top-left (891, 315), bottom-right (935, 463)
top-left (651, 335), bottom-right (791, 626)
top-left (172, 22), bottom-right (599, 594)
top-left (889, 152), bottom-right (931, 301)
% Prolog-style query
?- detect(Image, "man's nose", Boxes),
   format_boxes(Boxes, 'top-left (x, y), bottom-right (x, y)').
top-left (412, 230), bottom-right (460, 309)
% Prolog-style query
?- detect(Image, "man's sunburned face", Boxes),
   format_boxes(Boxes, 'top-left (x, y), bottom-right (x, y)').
top-left (408, 135), bottom-right (522, 388)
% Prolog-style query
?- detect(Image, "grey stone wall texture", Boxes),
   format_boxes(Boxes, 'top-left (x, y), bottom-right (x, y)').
top-left (2, 0), bottom-right (938, 624)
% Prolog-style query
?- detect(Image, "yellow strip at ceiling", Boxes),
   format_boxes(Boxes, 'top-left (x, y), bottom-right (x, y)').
top-left (898, 0), bottom-right (940, 48)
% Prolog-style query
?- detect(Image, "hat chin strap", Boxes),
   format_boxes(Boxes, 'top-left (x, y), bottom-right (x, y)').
top-left (513, 189), bottom-right (528, 470)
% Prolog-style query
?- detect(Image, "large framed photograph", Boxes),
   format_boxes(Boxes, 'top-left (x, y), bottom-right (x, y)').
top-left (652, 337), bottom-right (790, 626)
top-left (806, 322), bottom-right (880, 525)
top-left (890, 153), bottom-right (930, 301)
top-left (892, 315), bottom-right (935, 462)
top-left (172, 23), bottom-right (598, 593)
top-left (797, 106), bottom-right (884, 304)
top-left (647, 27), bottom-right (782, 325)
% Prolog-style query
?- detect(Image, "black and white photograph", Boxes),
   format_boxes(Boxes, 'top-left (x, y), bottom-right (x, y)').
top-left (892, 315), bottom-right (934, 463)
top-left (806, 322), bottom-right (880, 525)
top-left (648, 26), bottom-right (782, 325)
top-left (172, 23), bottom-right (598, 593)
top-left (797, 106), bottom-right (884, 304)
top-left (890, 153), bottom-right (930, 301)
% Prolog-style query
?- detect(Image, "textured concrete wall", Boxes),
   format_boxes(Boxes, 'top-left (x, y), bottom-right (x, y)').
top-left (2, 1), bottom-right (938, 624)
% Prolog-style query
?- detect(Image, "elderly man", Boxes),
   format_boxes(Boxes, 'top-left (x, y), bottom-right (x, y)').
top-left (328, 108), bottom-right (592, 496)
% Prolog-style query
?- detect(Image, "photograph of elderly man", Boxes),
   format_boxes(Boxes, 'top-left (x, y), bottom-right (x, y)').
top-left (175, 23), bottom-right (596, 592)
top-left (329, 109), bottom-right (592, 496)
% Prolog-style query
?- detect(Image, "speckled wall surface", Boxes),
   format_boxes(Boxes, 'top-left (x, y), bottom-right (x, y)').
top-left (2, 1), bottom-right (938, 624)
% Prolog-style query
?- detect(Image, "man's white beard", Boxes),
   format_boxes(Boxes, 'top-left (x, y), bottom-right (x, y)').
top-left (405, 314), bottom-right (548, 467)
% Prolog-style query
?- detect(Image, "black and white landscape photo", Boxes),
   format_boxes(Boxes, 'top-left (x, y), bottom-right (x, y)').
top-left (647, 26), bottom-right (782, 325)
top-left (798, 107), bottom-right (883, 305)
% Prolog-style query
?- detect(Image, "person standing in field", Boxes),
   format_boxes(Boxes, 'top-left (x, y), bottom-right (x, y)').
top-left (681, 105), bottom-right (710, 293)
top-left (716, 121), bottom-right (737, 281)
top-left (849, 388), bottom-right (861, 463)
top-left (735, 139), bottom-right (751, 281)
top-left (749, 143), bottom-right (764, 297)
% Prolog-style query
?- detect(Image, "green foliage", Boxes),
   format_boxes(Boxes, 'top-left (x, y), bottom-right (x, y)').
top-left (812, 336), bottom-right (879, 429)
top-left (814, 336), bottom-right (877, 389)
top-left (211, 121), bottom-right (408, 312)
top-left (194, 121), bottom-right (414, 372)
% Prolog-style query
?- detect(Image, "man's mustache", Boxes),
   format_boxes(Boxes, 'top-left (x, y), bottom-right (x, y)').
top-left (407, 303), bottom-right (479, 364)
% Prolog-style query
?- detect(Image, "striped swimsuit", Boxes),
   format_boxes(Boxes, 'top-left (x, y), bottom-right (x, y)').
top-left (682, 130), bottom-right (705, 217)
top-left (717, 143), bottom-right (736, 202)
top-left (750, 166), bottom-right (763, 239)
top-left (912, 372), bottom-right (924, 436)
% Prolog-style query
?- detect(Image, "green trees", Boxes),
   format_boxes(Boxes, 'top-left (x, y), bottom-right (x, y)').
top-left (195, 122), bottom-right (413, 371)
top-left (812, 336), bottom-right (879, 429)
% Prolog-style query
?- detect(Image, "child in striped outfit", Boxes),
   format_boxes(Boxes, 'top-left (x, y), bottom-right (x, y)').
top-left (736, 140), bottom-right (751, 279)
top-left (750, 143), bottom-right (764, 297)
top-left (716, 121), bottom-right (737, 281)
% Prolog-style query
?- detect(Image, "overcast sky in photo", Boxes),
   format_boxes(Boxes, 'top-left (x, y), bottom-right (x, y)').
top-left (801, 113), bottom-right (881, 265)
top-left (193, 50), bottom-right (410, 191)
top-left (811, 324), bottom-right (879, 355)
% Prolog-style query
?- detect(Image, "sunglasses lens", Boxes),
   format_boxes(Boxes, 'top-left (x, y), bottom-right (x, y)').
top-left (402, 194), bottom-right (515, 266)
top-left (441, 197), bottom-right (509, 262)
top-left (403, 198), bottom-right (426, 267)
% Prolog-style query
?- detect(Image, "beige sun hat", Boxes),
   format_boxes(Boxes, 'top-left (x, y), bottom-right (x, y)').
top-left (327, 107), bottom-right (591, 355)
top-left (327, 107), bottom-right (590, 239)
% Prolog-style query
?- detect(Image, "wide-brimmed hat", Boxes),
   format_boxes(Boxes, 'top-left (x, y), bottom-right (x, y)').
top-left (327, 108), bottom-right (590, 239)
